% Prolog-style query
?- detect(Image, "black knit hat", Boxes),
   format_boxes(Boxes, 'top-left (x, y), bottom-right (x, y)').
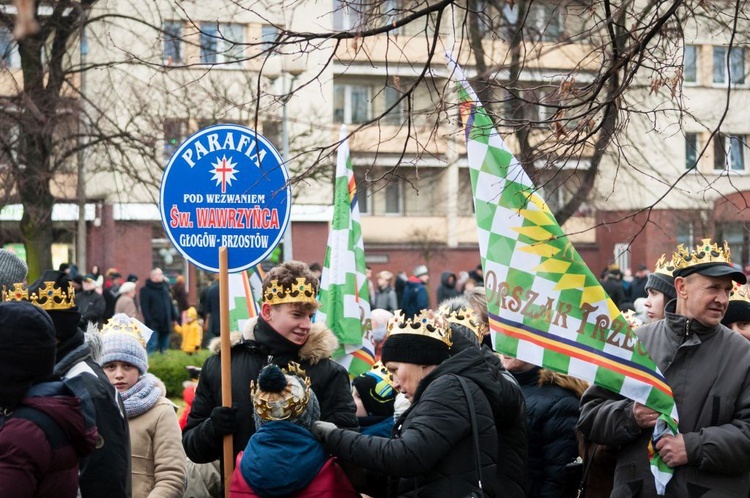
top-left (722, 301), bottom-right (750, 327)
top-left (0, 301), bottom-right (57, 410)
top-left (645, 272), bottom-right (676, 301)
top-left (381, 310), bottom-right (452, 366)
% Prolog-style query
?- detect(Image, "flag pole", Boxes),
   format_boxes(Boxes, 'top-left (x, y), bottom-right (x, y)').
top-left (219, 246), bottom-right (233, 497)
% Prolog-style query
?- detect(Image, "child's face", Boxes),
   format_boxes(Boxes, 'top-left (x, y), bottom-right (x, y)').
top-left (103, 360), bottom-right (140, 391)
top-left (262, 303), bottom-right (315, 345)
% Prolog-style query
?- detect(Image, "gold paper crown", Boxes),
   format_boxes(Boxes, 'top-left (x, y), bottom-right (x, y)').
top-left (251, 362), bottom-right (311, 421)
top-left (386, 309), bottom-right (452, 347)
top-left (263, 278), bottom-right (318, 306)
top-left (101, 317), bottom-right (148, 348)
top-left (437, 304), bottom-right (487, 342)
top-left (672, 238), bottom-right (733, 271)
top-left (729, 282), bottom-right (750, 303)
top-left (653, 254), bottom-right (677, 277)
top-left (2, 281), bottom-right (76, 310)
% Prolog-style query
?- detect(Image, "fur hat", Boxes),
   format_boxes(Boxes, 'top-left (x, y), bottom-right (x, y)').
top-left (0, 301), bottom-right (57, 410)
top-left (352, 362), bottom-right (395, 417)
top-left (645, 272), bottom-right (676, 301)
top-left (0, 250), bottom-right (28, 292)
top-left (252, 363), bottom-right (320, 430)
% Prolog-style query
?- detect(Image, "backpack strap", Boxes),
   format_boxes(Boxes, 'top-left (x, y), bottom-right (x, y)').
top-left (1, 406), bottom-right (68, 449)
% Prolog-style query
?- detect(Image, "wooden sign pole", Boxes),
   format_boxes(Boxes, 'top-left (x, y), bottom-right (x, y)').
top-left (219, 247), bottom-right (233, 497)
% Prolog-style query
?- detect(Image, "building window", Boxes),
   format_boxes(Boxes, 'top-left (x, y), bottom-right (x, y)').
top-left (676, 222), bottom-right (694, 248)
top-left (524, 3), bottom-right (563, 42)
top-left (0, 26), bottom-right (20, 68)
top-left (684, 45), bottom-right (698, 84)
top-left (164, 120), bottom-right (186, 161)
top-left (163, 21), bottom-right (182, 65)
top-left (713, 46), bottom-right (745, 85)
top-left (334, 84), bottom-right (370, 124)
top-left (261, 25), bottom-right (278, 54)
top-left (200, 23), bottom-right (245, 67)
top-left (382, 0), bottom-right (402, 34)
top-left (384, 178), bottom-right (402, 214)
top-left (333, 0), bottom-right (364, 30)
top-left (685, 133), bottom-right (699, 169)
top-left (384, 86), bottom-right (403, 125)
top-left (714, 133), bottom-right (747, 171)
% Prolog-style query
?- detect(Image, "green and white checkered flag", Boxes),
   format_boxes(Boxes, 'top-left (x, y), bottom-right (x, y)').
top-left (446, 52), bottom-right (678, 494)
top-left (316, 125), bottom-right (374, 377)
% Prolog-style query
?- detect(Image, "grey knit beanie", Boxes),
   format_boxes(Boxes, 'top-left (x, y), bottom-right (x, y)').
top-left (645, 272), bottom-right (676, 301)
top-left (0, 250), bottom-right (28, 291)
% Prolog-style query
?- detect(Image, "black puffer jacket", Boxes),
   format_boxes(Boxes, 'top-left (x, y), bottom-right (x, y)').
top-left (139, 279), bottom-right (177, 334)
top-left (324, 346), bottom-right (500, 497)
top-left (513, 367), bottom-right (584, 498)
top-left (182, 316), bottom-right (358, 466)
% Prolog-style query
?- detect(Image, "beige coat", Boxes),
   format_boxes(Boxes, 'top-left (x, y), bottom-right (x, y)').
top-left (129, 396), bottom-right (186, 498)
top-left (115, 293), bottom-right (141, 320)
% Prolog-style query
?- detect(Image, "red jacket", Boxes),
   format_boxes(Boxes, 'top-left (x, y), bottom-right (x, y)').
top-left (229, 453), bottom-right (359, 497)
top-left (0, 394), bottom-right (98, 498)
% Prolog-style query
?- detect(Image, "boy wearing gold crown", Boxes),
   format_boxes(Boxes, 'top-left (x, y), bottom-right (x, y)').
top-left (579, 239), bottom-right (750, 497)
top-left (182, 261), bottom-right (357, 473)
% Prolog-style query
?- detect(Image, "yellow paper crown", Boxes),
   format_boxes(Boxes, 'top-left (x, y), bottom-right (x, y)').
top-left (437, 304), bottom-right (486, 342)
top-left (672, 238), bottom-right (733, 271)
top-left (101, 317), bottom-right (149, 348)
top-left (2, 281), bottom-right (76, 310)
top-left (729, 282), bottom-right (750, 303)
top-left (653, 254), bottom-right (677, 277)
top-left (263, 277), bottom-right (318, 306)
top-left (251, 362), bottom-right (311, 421)
top-left (386, 309), bottom-right (452, 347)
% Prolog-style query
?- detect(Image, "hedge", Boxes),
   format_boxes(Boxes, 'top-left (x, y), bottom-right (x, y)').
top-left (148, 349), bottom-right (213, 397)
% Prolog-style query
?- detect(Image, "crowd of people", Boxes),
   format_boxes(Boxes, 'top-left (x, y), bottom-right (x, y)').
top-left (2, 237), bottom-right (750, 497)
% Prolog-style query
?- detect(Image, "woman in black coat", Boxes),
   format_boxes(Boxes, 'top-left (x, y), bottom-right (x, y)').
top-left (313, 310), bottom-right (499, 497)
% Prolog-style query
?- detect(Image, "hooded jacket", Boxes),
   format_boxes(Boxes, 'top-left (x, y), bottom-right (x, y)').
top-left (400, 276), bottom-right (428, 318)
top-left (183, 317), bottom-right (358, 466)
top-left (436, 271), bottom-right (460, 304)
top-left (513, 367), bottom-right (585, 498)
top-left (323, 346), bottom-right (501, 497)
top-left (578, 301), bottom-right (750, 497)
top-left (0, 386), bottom-right (99, 498)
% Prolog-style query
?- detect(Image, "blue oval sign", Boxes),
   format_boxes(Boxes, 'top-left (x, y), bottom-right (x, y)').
top-left (159, 124), bottom-right (290, 272)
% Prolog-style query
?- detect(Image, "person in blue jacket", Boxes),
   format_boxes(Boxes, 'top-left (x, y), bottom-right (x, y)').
top-left (352, 362), bottom-right (396, 437)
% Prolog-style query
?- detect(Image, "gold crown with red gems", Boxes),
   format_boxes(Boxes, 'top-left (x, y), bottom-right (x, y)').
top-left (386, 309), bottom-right (452, 347)
top-left (263, 278), bottom-right (318, 306)
top-left (437, 304), bottom-right (486, 341)
top-left (653, 254), bottom-right (677, 276)
top-left (251, 362), bottom-right (311, 421)
top-left (2, 281), bottom-right (76, 310)
top-left (729, 282), bottom-right (750, 303)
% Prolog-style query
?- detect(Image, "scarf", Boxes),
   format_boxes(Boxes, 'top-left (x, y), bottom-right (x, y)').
top-left (121, 373), bottom-right (162, 418)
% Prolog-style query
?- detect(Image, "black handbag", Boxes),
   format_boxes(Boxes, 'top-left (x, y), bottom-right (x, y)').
top-left (455, 375), bottom-right (485, 498)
